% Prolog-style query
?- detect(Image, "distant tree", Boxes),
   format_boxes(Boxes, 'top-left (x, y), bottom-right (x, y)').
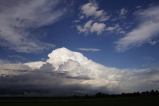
top-left (95, 92), bottom-right (106, 97)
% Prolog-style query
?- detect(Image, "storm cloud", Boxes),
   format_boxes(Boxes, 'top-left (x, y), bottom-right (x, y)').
top-left (0, 48), bottom-right (159, 96)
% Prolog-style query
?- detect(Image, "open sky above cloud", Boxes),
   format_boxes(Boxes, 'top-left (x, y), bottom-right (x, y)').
top-left (0, 0), bottom-right (159, 96)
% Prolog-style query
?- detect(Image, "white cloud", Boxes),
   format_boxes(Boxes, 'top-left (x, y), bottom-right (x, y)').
top-left (76, 2), bottom-right (127, 35)
top-left (0, 47), bottom-right (159, 95)
top-left (81, 2), bottom-right (109, 21)
top-left (75, 2), bottom-right (109, 35)
top-left (76, 20), bottom-right (106, 34)
top-left (149, 40), bottom-right (159, 45)
top-left (78, 48), bottom-right (101, 52)
top-left (120, 8), bottom-right (128, 16)
top-left (47, 47), bottom-right (89, 71)
top-left (24, 61), bottom-right (46, 70)
top-left (91, 22), bottom-right (106, 34)
top-left (105, 24), bottom-right (126, 34)
top-left (76, 20), bottom-right (93, 33)
top-left (116, 5), bottom-right (159, 52)
top-left (0, 0), bottom-right (66, 53)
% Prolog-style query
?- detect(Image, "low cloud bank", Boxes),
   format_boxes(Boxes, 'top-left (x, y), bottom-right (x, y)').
top-left (0, 47), bottom-right (159, 96)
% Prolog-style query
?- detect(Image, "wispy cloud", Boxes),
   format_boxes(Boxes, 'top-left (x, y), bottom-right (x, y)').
top-left (116, 5), bottom-right (159, 52)
top-left (0, 0), bottom-right (67, 53)
top-left (78, 48), bottom-right (101, 52)
top-left (120, 8), bottom-right (128, 16)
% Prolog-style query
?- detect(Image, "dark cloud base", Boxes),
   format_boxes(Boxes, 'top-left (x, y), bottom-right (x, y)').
top-left (0, 68), bottom-right (159, 97)
top-left (0, 68), bottom-right (105, 97)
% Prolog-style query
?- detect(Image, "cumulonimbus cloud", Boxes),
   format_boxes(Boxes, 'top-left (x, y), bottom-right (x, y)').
top-left (0, 47), bottom-right (159, 96)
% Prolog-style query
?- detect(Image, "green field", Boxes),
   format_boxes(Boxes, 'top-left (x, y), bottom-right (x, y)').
top-left (0, 96), bottom-right (159, 106)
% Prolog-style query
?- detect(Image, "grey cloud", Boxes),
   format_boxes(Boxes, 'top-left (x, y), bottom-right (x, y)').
top-left (0, 63), bottom-right (97, 96)
top-left (0, 62), bottom-right (159, 96)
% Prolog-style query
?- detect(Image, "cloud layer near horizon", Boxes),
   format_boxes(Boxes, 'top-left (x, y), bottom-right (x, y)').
top-left (0, 47), bottom-right (159, 96)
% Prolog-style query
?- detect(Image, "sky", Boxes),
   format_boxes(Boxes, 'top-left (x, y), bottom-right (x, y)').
top-left (0, 0), bottom-right (159, 96)
top-left (0, 0), bottom-right (159, 68)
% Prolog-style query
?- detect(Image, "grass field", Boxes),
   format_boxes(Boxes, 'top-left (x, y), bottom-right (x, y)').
top-left (0, 96), bottom-right (158, 106)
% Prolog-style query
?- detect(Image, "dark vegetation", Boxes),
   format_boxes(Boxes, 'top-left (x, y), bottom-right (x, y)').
top-left (0, 90), bottom-right (159, 106)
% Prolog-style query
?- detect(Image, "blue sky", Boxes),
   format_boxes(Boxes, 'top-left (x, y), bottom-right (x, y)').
top-left (0, 0), bottom-right (159, 69)
top-left (1, 0), bottom-right (159, 96)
